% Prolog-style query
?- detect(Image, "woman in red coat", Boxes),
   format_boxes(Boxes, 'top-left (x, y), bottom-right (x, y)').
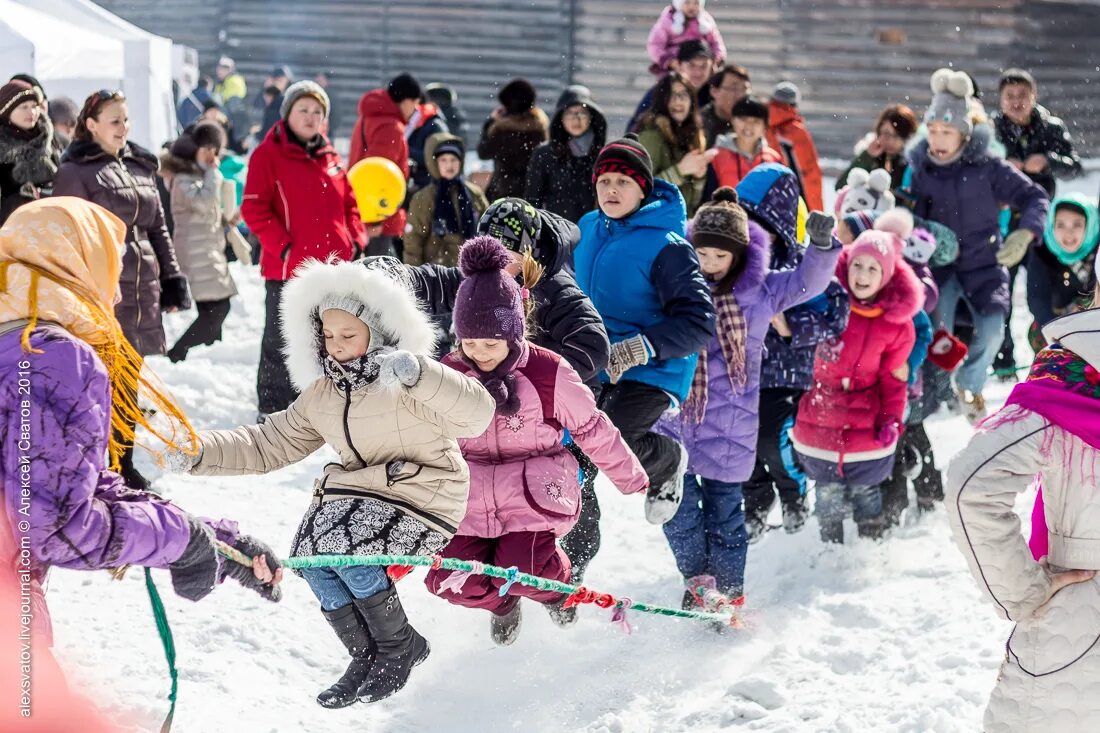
top-left (242, 80), bottom-right (365, 419)
top-left (791, 227), bottom-right (923, 544)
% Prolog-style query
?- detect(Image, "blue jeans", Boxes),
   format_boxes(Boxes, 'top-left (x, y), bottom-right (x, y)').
top-left (301, 563), bottom-right (390, 611)
top-left (815, 482), bottom-right (883, 543)
top-left (662, 476), bottom-right (748, 594)
top-left (933, 275), bottom-right (1006, 395)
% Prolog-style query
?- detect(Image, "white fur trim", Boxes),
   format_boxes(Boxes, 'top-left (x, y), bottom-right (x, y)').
top-left (279, 258), bottom-right (437, 390)
top-left (874, 207), bottom-right (915, 240)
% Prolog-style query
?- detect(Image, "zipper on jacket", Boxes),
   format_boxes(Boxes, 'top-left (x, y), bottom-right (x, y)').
top-left (342, 386), bottom-right (369, 468)
top-left (276, 180), bottom-right (292, 280)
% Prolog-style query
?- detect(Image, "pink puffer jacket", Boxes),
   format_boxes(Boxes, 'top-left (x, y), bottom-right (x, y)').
top-left (443, 342), bottom-right (647, 538)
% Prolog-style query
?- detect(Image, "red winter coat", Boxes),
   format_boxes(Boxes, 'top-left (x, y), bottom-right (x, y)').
top-left (349, 89), bottom-right (409, 237)
top-left (767, 101), bottom-right (824, 211)
top-left (241, 121), bottom-right (364, 282)
top-left (791, 249), bottom-right (922, 469)
top-left (712, 138), bottom-right (785, 190)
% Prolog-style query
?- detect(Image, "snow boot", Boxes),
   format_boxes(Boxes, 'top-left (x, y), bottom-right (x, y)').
top-left (543, 597), bottom-right (577, 628)
top-left (819, 520), bottom-right (844, 545)
top-left (354, 588), bottom-right (429, 703)
top-left (745, 513), bottom-right (768, 543)
top-left (645, 443), bottom-right (689, 525)
top-left (491, 598), bottom-right (523, 646)
top-left (856, 516), bottom-right (886, 541)
top-left (317, 604), bottom-right (375, 709)
top-left (781, 500), bottom-right (807, 534)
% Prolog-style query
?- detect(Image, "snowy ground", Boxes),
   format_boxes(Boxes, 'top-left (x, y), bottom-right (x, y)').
top-left (47, 175), bottom-right (1097, 732)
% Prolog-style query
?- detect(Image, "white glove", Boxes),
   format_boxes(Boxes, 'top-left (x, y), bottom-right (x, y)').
top-left (378, 350), bottom-right (423, 387)
top-left (162, 445), bottom-right (202, 473)
top-left (606, 335), bottom-right (650, 384)
top-left (996, 229), bottom-right (1034, 267)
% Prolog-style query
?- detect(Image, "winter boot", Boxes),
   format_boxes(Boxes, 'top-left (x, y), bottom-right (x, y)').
top-left (543, 597), bottom-right (577, 628)
top-left (490, 598), bottom-right (523, 646)
top-left (645, 443), bottom-right (690, 525)
top-left (781, 500), bottom-right (808, 534)
top-left (745, 513), bottom-right (768, 543)
top-left (354, 588), bottom-right (430, 703)
top-left (316, 604), bottom-right (375, 708)
top-left (856, 516), bottom-right (886, 541)
top-left (819, 519), bottom-right (844, 545)
top-left (957, 389), bottom-right (987, 425)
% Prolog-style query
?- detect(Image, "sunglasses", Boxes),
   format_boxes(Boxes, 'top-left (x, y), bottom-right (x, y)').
top-left (80, 89), bottom-right (126, 123)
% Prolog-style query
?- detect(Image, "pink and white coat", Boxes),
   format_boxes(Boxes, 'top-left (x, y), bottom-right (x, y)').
top-left (646, 5), bottom-right (727, 73)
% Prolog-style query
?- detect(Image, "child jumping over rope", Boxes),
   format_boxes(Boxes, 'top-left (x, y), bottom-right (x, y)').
top-left (425, 236), bottom-right (647, 644)
top-left (176, 259), bottom-right (495, 708)
top-left (657, 188), bottom-right (841, 607)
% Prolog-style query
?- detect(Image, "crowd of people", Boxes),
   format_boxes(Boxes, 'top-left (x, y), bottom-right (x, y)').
top-left (1, 0), bottom-right (1099, 726)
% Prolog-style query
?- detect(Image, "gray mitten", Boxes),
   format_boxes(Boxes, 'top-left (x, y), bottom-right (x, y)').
top-left (806, 211), bottom-right (837, 250)
top-left (607, 335), bottom-right (650, 384)
top-left (162, 445), bottom-right (202, 473)
top-left (378, 350), bottom-right (423, 387)
top-left (169, 516), bottom-right (220, 602)
top-left (220, 534), bottom-right (283, 602)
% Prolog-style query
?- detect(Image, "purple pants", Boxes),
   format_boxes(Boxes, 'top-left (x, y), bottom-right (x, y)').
top-left (425, 531), bottom-right (570, 615)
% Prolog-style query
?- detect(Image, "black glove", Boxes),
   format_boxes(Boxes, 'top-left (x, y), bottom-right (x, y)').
top-left (806, 211), bottom-right (837, 251)
top-left (160, 273), bottom-right (193, 310)
top-left (221, 534), bottom-right (283, 602)
top-left (169, 516), bottom-right (220, 602)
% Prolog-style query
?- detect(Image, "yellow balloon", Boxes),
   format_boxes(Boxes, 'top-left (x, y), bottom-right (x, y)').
top-left (796, 196), bottom-right (809, 244)
top-left (348, 157), bottom-right (406, 224)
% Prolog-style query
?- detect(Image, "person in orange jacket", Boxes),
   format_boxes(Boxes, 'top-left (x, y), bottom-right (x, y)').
top-left (712, 96), bottom-right (785, 190)
top-left (766, 82), bottom-right (824, 211)
top-left (350, 73), bottom-right (421, 257)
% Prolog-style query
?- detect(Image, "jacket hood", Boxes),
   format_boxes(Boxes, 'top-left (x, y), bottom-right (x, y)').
top-left (768, 100), bottom-right (801, 128)
top-left (549, 89), bottom-right (607, 153)
top-left (908, 122), bottom-right (995, 172)
top-left (1044, 192), bottom-right (1100, 266)
top-left (424, 132), bottom-right (464, 179)
top-left (732, 220), bottom-right (771, 297)
top-left (279, 259), bottom-right (437, 389)
top-left (534, 209), bottom-right (579, 276)
top-left (836, 248), bottom-right (924, 324)
top-left (1042, 309), bottom-right (1100, 371)
top-left (62, 138), bottom-right (159, 172)
top-left (602, 177), bottom-right (688, 236)
top-left (735, 162), bottom-right (800, 247)
top-left (359, 88), bottom-right (403, 121)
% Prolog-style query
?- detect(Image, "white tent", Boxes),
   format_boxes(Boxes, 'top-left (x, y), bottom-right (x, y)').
top-left (0, 0), bottom-right (126, 110)
top-left (12, 0), bottom-right (177, 149)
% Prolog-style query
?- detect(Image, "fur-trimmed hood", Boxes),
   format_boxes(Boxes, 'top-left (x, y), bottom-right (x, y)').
top-left (489, 107), bottom-right (550, 135)
top-left (0, 116), bottom-right (58, 185)
top-left (836, 248), bottom-right (924, 324)
top-left (279, 259), bottom-right (437, 389)
top-left (732, 219), bottom-right (771, 297)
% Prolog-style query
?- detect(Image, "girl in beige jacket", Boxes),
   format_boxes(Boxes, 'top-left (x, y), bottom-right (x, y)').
top-left (180, 258), bottom-right (495, 709)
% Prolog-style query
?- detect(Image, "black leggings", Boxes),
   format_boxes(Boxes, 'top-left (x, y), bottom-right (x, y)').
top-left (167, 299), bottom-right (232, 362)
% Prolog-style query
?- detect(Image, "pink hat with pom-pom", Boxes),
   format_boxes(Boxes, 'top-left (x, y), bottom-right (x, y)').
top-left (848, 230), bottom-right (903, 286)
top-left (453, 235), bottom-right (525, 348)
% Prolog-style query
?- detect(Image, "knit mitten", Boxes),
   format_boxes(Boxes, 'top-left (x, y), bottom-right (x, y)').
top-left (806, 211), bottom-right (838, 250)
top-left (607, 335), bottom-right (650, 383)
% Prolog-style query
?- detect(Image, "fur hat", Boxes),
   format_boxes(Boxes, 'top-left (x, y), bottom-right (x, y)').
top-left (280, 259), bottom-right (436, 389)
top-left (452, 236), bottom-right (525, 347)
top-left (0, 80), bottom-right (40, 124)
top-left (499, 78), bottom-right (537, 115)
top-left (848, 230), bottom-right (903, 287)
top-left (692, 187), bottom-right (750, 254)
top-left (835, 168), bottom-right (895, 217)
top-left (593, 133), bottom-right (654, 199)
top-left (924, 68), bottom-right (974, 137)
top-left (280, 80), bottom-right (329, 120)
top-left (387, 72), bottom-right (422, 103)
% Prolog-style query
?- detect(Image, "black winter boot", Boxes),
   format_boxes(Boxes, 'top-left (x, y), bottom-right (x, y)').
top-left (317, 604), bottom-right (375, 708)
top-left (354, 588), bottom-right (429, 703)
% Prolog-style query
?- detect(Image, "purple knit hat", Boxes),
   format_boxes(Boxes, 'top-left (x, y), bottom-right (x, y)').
top-left (453, 235), bottom-right (526, 413)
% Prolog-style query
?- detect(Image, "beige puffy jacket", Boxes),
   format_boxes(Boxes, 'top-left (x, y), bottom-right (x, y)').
top-left (192, 259), bottom-right (495, 538)
top-left (947, 310), bottom-right (1100, 732)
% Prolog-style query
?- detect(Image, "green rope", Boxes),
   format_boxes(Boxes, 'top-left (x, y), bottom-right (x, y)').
top-left (273, 552), bottom-right (737, 624)
top-left (144, 568), bottom-right (178, 733)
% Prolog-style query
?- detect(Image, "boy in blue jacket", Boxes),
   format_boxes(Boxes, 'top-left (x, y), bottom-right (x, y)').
top-left (574, 133), bottom-right (716, 525)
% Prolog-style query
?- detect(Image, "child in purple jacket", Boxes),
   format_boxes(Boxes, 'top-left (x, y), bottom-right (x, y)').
top-left (657, 189), bottom-right (841, 607)
top-left (425, 236), bottom-right (648, 645)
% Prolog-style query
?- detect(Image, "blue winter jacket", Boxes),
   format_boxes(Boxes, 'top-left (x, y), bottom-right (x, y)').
top-left (575, 178), bottom-right (715, 401)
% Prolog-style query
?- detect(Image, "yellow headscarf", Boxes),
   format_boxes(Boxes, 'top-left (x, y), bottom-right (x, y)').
top-left (0, 197), bottom-right (198, 468)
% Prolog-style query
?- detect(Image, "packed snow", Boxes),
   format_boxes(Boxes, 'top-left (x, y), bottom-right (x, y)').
top-left (46, 173), bottom-right (1099, 732)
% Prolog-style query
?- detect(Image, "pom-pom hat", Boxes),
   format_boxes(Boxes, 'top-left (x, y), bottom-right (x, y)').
top-left (593, 133), bottom-right (654, 198)
top-left (452, 236), bottom-right (525, 347)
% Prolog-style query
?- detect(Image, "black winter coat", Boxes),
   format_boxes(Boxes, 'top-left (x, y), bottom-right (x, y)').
top-left (524, 91), bottom-right (607, 224)
top-left (367, 210), bottom-right (610, 389)
top-left (993, 105), bottom-right (1082, 197)
top-left (1026, 244), bottom-right (1097, 328)
top-left (53, 139), bottom-right (190, 356)
top-left (476, 108), bottom-right (549, 201)
top-left (0, 117), bottom-right (58, 226)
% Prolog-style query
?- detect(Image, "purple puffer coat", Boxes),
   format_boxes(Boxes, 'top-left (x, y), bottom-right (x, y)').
top-left (907, 124), bottom-right (1048, 316)
top-left (656, 221), bottom-right (841, 483)
top-left (0, 324), bottom-right (194, 639)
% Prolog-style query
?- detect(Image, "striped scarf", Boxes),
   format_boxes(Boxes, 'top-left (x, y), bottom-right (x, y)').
top-left (684, 290), bottom-right (747, 423)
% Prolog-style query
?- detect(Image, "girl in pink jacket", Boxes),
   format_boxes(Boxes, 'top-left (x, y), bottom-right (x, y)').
top-left (425, 236), bottom-right (648, 645)
top-left (647, 0), bottom-right (727, 75)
